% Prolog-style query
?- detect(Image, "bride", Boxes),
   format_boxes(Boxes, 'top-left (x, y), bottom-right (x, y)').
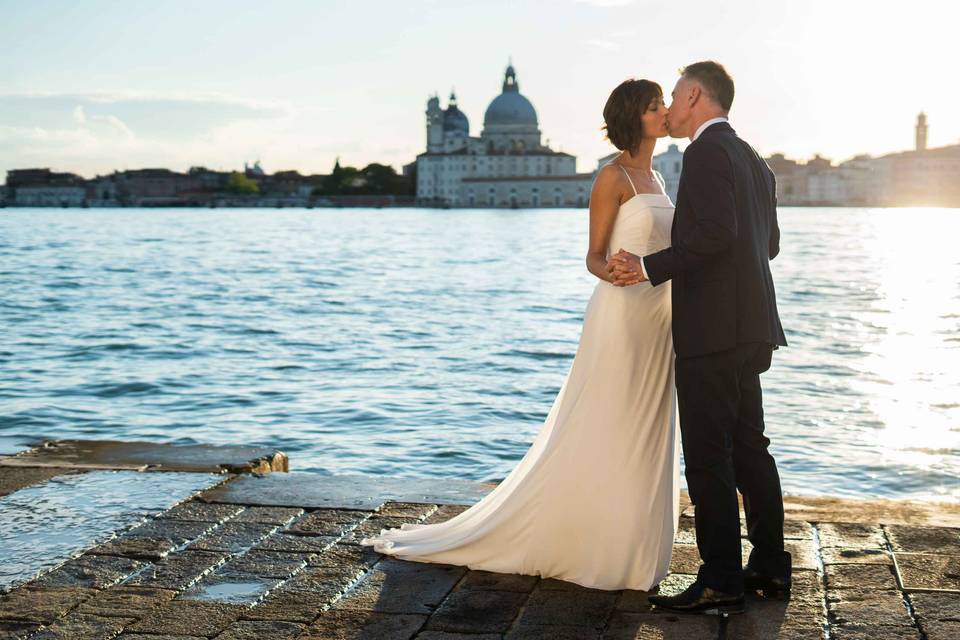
top-left (361, 78), bottom-right (680, 592)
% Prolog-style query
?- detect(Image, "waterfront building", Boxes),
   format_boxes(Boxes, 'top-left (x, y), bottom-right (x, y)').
top-left (6, 168), bottom-right (87, 206)
top-left (652, 144), bottom-right (682, 202)
top-left (415, 63), bottom-right (595, 207)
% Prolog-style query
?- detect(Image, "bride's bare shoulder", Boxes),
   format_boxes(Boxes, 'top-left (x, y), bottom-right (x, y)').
top-left (593, 162), bottom-right (625, 189)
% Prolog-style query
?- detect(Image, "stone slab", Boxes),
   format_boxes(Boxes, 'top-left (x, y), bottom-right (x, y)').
top-left (298, 609), bottom-right (427, 640)
top-left (126, 600), bottom-right (246, 637)
top-left (600, 611), bottom-right (720, 640)
top-left (817, 523), bottom-right (886, 550)
top-left (0, 587), bottom-right (97, 624)
top-left (454, 569), bottom-right (538, 593)
top-left (827, 588), bottom-right (915, 628)
top-left (284, 509), bottom-right (370, 537)
top-left (825, 563), bottom-right (900, 591)
top-left (423, 588), bottom-right (527, 633)
top-left (886, 525), bottom-right (960, 555)
top-left (306, 542), bottom-right (383, 571)
top-left (157, 501), bottom-right (245, 524)
top-left (123, 550), bottom-right (228, 591)
top-left (0, 620), bottom-right (42, 640)
top-left (821, 547), bottom-right (892, 565)
top-left (230, 506), bottom-right (304, 526)
top-left (186, 522), bottom-right (280, 554)
top-left (0, 440), bottom-right (287, 474)
top-left (910, 591), bottom-right (960, 639)
top-left (894, 553), bottom-right (960, 592)
top-left (198, 472), bottom-right (492, 510)
top-left (329, 558), bottom-right (465, 615)
top-left (31, 554), bottom-right (146, 590)
top-left (512, 587), bottom-right (618, 630)
top-left (0, 467), bottom-right (80, 499)
top-left (212, 619), bottom-right (306, 640)
top-left (27, 611), bottom-right (134, 640)
top-left (781, 494), bottom-right (960, 528)
top-left (94, 519), bottom-right (219, 561)
top-left (75, 586), bottom-right (177, 619)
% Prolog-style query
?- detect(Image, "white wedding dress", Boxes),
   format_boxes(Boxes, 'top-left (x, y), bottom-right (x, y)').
top-left (361, 167), bottom-right (680, 591)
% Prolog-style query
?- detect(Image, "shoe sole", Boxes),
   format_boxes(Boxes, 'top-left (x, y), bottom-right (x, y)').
top-left (653, 602), bottom-right (746, 616)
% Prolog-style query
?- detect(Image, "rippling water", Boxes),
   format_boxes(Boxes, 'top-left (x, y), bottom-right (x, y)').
top-left (1, 207), bottom-right (958, 502)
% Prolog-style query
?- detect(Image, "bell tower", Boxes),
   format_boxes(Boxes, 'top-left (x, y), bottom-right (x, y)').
top-left (426, 93), bottom-right (443, 152)
top-left (915, 112), bottom-right (928, 152)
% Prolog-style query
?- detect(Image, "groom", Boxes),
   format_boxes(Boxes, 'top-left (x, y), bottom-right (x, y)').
top-left (609, 61), bottom-right (791, 614)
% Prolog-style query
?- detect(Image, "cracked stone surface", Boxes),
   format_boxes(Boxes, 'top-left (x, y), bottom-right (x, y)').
top-left (75, 586), bottom-right (177, 618)
top-left (94, 519), bottom-right (219, 561)
top-left (213, 619), bottom-right (306, 640)
top-left (894, 552), bottom-right (960, 591)
top-left (886, 525), bottom-right (960, 554)
top-left (230, 506), bottom-right (304, 526)
top-left (817, 523), bottom-right (886, 550)
top-left (31, 554), bottom-right (146, 590)
top-left (827, 588), bottom-right (915, 628)
top-left (125, 600), bottom-right (245, 636)
top-left (4, 462), bottom-right (960, 639)
top-left (123, 550), bottom-right (228, 590)
top-left (423, 588), bottom-right (528, 633)
top-left (329, 558), bottom-right (465, 615)
top-left (825, 563), bottom-right (900, 590)
top-left (157, 501), bottom-right (245, 524)
top-left (297, 609), bottom-right (428, 639)
top-left (284, 509), bottom-right (369, 537)
top-left (27, 611), bottom-right (134, 640)
top-left (186, 522), bottom-right (280, 554)
top-left (0, 587), bottom-right (97, 624)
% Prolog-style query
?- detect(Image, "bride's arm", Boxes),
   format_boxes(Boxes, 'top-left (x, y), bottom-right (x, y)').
top-left (585, 165), bottom-right (622, 283)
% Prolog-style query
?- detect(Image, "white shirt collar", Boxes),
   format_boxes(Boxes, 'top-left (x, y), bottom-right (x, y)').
top-left (692, 116), bottom-right (729, 142)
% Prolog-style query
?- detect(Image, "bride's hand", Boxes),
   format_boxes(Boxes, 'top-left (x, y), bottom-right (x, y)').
top-left (608, 249), bottom-right (645, 287)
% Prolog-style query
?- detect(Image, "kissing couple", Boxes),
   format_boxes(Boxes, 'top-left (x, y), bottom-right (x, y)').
top-left (363, 60), bottom-right (792, 616)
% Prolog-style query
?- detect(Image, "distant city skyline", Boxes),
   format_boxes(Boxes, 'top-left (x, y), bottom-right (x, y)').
top-left (1, 0), bottom-right (956, 178)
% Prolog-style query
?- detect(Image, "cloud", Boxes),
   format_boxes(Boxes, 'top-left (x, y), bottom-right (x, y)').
top-left (574, 0), bottom-right (634, 6)
top-left (0, 91), bottom-right (299, 176)
top-left (584, 38), bottom-right (620, 51)
top-left (0, 91), bottom-right (288, 137)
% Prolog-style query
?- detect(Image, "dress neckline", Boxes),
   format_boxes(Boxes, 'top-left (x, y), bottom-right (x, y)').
top-left (620, 191), bottom-right (671, 210)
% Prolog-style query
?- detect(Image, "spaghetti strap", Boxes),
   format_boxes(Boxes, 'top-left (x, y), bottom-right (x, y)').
top-left (617, 164), bottom-right (638, 196)
top-left (653, 170), bottom-right (667, 192)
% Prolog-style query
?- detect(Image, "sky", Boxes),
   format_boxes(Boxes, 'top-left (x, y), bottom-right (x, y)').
top-left (0, 0), bottom-right (956, 178)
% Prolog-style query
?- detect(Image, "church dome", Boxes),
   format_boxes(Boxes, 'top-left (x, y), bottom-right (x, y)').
top-left (483, 65), bottom-right (538, 127)
top-left (443, 91), bottom-right (469, 133)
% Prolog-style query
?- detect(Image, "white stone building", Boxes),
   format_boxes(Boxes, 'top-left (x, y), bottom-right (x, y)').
top-left (14, 184), bottom-right (87, 207)
top-left (415, 64), bottom-right (594, 208)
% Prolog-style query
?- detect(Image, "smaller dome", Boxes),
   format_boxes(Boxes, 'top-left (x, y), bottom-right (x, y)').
top-left (443, 91), bottom-right (469, 133)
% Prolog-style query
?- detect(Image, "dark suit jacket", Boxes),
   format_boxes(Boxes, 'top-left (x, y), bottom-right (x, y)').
top-left (643, 121), bottom-right (787, 358)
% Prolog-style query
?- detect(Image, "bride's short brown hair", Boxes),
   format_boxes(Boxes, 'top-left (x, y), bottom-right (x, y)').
top-left (602, 79), bottom-right (663, 153)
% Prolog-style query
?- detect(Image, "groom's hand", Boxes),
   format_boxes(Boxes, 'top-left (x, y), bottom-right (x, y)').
top-left (607, 249), bottom-right (648, 287)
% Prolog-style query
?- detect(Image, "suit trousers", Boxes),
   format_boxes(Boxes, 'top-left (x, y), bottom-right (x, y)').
top-left (675, 341), bottom-right (792, 593)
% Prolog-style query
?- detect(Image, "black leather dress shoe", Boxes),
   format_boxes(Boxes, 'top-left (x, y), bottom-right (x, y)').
top-left (648, 581), bottom-right (745, 615)
top-left (743, 565), bottom-right (791, 599)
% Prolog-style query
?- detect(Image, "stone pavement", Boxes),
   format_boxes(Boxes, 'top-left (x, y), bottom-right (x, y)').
top-left (1, 441), bottom-right (958, 640)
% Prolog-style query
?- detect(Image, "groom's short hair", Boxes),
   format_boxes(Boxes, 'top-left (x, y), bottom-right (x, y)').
top-left (681, 61), bottom-right (734, 111)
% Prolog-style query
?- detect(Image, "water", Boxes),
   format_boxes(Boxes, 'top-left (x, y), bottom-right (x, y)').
top-left (1, 207), bottom-right (958, 503)
top-left (0, 470), bottom-right (219, 591)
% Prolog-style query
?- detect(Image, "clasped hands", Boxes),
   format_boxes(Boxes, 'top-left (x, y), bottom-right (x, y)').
top-left (606, 249), bottom-right (648, 287)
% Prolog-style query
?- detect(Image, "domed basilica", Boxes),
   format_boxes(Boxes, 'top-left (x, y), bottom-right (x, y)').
top-left (415, 63), bottom-right (594, 207)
